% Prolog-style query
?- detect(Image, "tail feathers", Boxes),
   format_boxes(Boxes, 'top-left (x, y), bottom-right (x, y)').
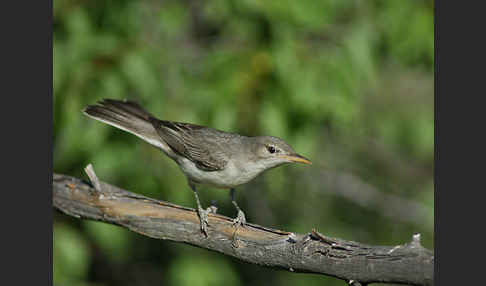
top-left (83, 99), bottom-right (167, 150)
top-left (97, 99), bottom-right (153, 121)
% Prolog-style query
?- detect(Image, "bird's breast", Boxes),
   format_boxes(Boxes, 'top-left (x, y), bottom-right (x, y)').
top-left (177, 158), bottom-right (265, 189)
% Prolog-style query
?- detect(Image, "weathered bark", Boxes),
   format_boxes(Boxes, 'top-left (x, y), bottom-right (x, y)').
top-left (53, 166), bottom-right (433, 286)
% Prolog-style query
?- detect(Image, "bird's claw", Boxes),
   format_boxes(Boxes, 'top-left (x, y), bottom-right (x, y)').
top-left (197, 207), bottom-right (210, 237)
top-left (232, 210), bottom-right (247, 228)
top-left (231, 210), bottom-right (246, 248)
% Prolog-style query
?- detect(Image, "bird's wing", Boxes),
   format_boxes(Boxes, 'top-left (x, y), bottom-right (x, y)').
top-left (149, 118), bottom-right (228, 171)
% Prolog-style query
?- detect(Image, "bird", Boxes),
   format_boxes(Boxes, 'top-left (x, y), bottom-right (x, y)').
top-left (83, 99), bottom-right (311, 237)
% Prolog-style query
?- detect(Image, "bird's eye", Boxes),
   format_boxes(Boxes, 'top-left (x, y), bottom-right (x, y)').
top-left (267, 145), bottom-right (276, 154)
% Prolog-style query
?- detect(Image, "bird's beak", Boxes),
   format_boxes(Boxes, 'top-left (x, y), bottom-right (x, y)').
top-left (279, 154), bottom-right (312, 165)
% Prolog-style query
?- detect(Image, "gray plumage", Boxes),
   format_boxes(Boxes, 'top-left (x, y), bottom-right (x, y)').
top-left (149, 118), bottom-right (230, 171)
top-left (83, 98), bottom-right (311, 236)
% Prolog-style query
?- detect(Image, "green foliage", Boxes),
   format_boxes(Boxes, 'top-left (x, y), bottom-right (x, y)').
top-left (168, 255), bottom-right (241, 286)
top-left (83, 221), bottom-right (132, 263)
top-left (53, 0), bottom-right (434, 285)
top-left (53, 222), bottom-right (91, 286)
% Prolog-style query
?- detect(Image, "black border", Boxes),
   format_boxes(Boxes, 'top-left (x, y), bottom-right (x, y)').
top-left (49, 0), bottom-right (54, 284)
top-left (6, 0), bottom-right (53, 284)
top-left (435, 1), bottom-right (485, 285)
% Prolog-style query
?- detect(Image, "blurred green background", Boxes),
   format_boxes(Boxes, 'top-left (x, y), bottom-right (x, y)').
top-left (53, 0), bottom-right (434, 285)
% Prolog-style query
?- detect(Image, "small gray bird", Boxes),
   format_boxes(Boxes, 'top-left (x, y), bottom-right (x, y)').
top-left (83, 99), bottom-right (311, 236)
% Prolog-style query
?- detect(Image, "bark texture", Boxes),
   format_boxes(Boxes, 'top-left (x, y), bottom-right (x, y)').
top-left (53, 168), bottom-right (433, 286)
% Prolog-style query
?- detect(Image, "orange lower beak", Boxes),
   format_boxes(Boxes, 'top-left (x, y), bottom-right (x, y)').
top-left (279, 154), bottom-right (312, 165)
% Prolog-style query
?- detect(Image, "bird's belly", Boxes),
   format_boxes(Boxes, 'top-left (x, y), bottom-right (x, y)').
top-left (178, 159), bottom-right (261, 189)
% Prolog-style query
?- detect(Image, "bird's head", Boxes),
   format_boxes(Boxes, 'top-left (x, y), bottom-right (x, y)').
top-left (251, 136), bottom-right (312, 169)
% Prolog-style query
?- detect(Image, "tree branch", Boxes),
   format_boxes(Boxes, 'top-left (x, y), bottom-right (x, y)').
top-left (53, 166), bottom-right (433, 286)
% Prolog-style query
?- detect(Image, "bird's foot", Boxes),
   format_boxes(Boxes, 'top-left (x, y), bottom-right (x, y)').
top-left (231, 210), bottom-right (246, 248)
top-left (232, 209), bottom-right (247, 228)
top-left (197, 206), bottom-right (211, 237)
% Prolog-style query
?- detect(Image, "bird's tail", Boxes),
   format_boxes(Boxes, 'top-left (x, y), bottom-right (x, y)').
top-left (83, 99), bottom-right (164, 149)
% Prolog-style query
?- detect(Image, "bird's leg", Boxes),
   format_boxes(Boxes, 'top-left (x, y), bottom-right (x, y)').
top-left (230, 188), bottom-right (246, 248)
top-left (189, 183), bottom-right (210, 237)
top-left (230, 188), bottom-right (247, 227)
